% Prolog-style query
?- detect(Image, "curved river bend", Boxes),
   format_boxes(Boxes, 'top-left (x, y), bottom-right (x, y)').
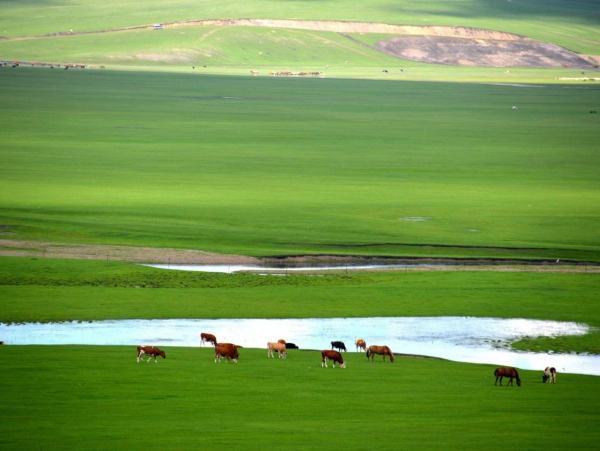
top-left (1, 317), bottom-right (598, 375)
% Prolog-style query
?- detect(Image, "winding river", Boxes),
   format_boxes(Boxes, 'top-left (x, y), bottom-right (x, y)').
top-left (2, 316), bottom-right (598, 375)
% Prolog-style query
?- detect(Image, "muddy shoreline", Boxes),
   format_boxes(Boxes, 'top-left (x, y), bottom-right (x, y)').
top-left (1, 239), bottom-right (599, 272)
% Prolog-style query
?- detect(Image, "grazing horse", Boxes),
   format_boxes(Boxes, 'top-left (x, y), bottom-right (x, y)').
top-left (494, 367), bottom-right (521, 386)
top-left (543, 367), bottom-right (557, 384)
top-left (366, 345), bottom-right (395, 362)
top-left (200, 332), bottom-right (217, 346)
top-left (136, 346), bottom-right (166, 363)
top-left (331, 341), bottom-right (347, 352)
top-left (214, 343), bottom-right (239, 363)
top-left (321, 350), bottom-right (346, 368)
top-left (267, 342), bottom-right (288, 359)
top-left (355, 339), bottom-right (367, 352)
top-left (277, 339), bottom-right (287, 344)
top-left (285, 343), bottom-right (299, 349)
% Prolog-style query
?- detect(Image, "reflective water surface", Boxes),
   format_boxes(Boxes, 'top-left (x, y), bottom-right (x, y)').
top-left (1, 317), bottom-right (598, 375)
top-left (144, 263), bottom-right (432, 273)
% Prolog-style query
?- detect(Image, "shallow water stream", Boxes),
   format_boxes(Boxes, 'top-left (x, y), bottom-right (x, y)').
top-left (2, 317), bottom-right (598, 375)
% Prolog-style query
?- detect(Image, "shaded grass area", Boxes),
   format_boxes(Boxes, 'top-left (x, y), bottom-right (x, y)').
top-left (1, 257), bottom-right (598, 353)
top-left (0, 346), bottom-right (598, 450)
top-left (1, 69), bottom-right (599, 260)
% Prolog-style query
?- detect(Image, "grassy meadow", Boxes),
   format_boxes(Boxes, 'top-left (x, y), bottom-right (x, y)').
top-left (1, 0), bottom-right (598, 54)
top-left (1, 68), bottom-right (599, 260)
top-left (0, 0), bottom-right (598, 82)
top-left (1, 1), bottom-right (599, 448)
top-left (0, 346), bottom-right (599, 450)
top-left (1, 257), bottom-right (599, 353)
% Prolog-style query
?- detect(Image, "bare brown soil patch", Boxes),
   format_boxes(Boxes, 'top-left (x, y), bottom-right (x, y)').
top-left (376, 35), bottom-right (595, 68)
top-left (0, 239), bottom-right (259, 265)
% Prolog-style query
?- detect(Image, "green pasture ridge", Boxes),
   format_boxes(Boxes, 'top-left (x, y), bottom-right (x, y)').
top-left (1, 69), bottom-right (599, 261)
top-left (1, 0), bottom-right (598, 54)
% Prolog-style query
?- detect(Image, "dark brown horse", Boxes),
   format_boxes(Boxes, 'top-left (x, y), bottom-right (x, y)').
top-left (366, 345), bottom-right (395, 362)
top-left (494, 367), bottom-right (521, 386)
top-left (200, 332), bottom-right (217, 346)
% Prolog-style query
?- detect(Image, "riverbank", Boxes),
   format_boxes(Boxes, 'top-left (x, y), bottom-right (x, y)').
top-left (2, 240), bottom-right (599, 273)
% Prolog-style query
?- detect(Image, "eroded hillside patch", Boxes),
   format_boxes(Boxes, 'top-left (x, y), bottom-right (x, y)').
top-left (376, 35), bottom-right (596, 67)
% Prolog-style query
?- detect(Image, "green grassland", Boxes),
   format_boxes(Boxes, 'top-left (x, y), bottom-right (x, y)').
top-left (0, 1), bottom-right (598, 83)
top-left (1, 25), bottom-right (595, 84)
top-left (1, 68), bottom-right (599, 260)
top-left (1, 0), bottom-right (598, 54)
top-left (0, 345), bottom-right (598, 450)
top-left (1, 257), bottom-right (599, 353)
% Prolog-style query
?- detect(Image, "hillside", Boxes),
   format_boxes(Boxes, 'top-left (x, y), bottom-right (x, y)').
top-left (0, 0), bottom-right (598, 82)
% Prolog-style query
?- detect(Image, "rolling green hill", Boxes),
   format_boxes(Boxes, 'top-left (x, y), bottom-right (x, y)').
top-left (0, 0), bottom-right (598, 82)
top-left (1, 0), bottom-right (598, 54)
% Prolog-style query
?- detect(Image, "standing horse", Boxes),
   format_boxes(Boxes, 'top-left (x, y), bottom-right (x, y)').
top-left (494, 367), bottom-right (521, 386)
top-left (200, 332), bottom-right (217, 347)
top-left (355, 338), bottom-right (367, 352)
top-left (366, 345), bottom-right (395, 362)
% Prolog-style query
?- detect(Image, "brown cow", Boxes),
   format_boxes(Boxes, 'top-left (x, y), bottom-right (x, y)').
top-left (355, 339), bottom-right (367, 352)
top-left (136, 346), bottom-right (166, 363)
top-left (215, 343), bottom-right (239, 363)
top-left (366, 345), bottom-right (395, 362)
top-left (200, 332), bottom-right (217, 347)
top-left (267, 342), bottom-right (287, 359)
top-left (321, 350), bottom-right (346, 368)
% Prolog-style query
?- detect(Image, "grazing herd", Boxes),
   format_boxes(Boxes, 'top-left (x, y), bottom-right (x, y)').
top-left (135, 334), bottom-right (558, 384)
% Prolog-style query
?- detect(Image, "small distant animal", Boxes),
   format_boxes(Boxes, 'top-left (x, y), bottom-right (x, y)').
top-left (214, 343), bottom-right (239, 363)
top-left (267, 341), bottom-right (287, 359)
top-left (331, 341), bottom-right (347, 352)
top-left (136, 346), bottom-right (166, 363)
top-left (366, 345), bottom-right (395, 362)
top-left (321, 350), bottom-right (346, 368)
top-left (382, 69), bottom-right (388, 73)
top-left (355, 338), bottom-right (367, 352)
top-left (200, 332), bottom-right (217, 346)
top-left (543, 367), bottom-right (557, 384)
top-left (285, 342), bottom-right (299, 349)
top-left (494, 367), bottom-right (521, 386)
